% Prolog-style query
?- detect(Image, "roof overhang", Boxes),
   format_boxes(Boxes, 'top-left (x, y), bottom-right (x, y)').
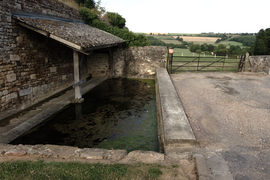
top-left (12, 12), bottom-right (126, 55)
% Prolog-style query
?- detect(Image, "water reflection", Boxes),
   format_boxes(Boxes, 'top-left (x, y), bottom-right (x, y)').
top-left (10, 78), bottom-right (158, 152)
top-left (75, 104), bottom-right (82, 120)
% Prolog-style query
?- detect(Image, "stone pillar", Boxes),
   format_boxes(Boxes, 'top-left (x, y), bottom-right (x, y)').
top-left (244, 53), bottom-right (249, 72)
top-left (73, 50), bottom-right (82, 100)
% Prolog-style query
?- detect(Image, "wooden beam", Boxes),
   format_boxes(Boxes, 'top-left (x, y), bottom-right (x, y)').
top-left (17, 22), bottom-right (49, 37)
top-left (73, 50), bottom-right (82, 100)
top-left (50, 34), bottom-right (82, 51)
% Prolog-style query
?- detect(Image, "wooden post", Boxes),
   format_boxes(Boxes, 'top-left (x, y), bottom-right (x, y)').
top-left (73, 50), bottom-right (82, 100)
top-left (168, 47), bottom-right (173, 74)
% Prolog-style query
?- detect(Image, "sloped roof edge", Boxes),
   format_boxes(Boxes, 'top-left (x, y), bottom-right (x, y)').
top-left (12, 12), bottom-right (125, 54)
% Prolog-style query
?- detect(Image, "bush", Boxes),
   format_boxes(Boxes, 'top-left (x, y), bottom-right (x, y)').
top-left (79, 7), bottom-right (98, 25)
top-left (92, 19), bottom-right (150, 47)
top-left (107, 12), bottom-right (126, 29)
top-left (75, 0), bottom-right (95, 9)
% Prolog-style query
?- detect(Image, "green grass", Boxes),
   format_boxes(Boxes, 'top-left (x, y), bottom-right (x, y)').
top-left (216, 40), bottom-right (245, 48)
top-left (162, 40), bottom-right (182, 44)
top-left (0, 161), bottom-right (188, 180)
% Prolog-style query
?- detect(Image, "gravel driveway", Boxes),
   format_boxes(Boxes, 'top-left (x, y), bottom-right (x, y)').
top-left (171, 72), bottom-right (270, 180)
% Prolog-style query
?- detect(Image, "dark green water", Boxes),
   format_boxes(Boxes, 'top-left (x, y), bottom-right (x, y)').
top-left (10, 78), bottom-right (158, 152)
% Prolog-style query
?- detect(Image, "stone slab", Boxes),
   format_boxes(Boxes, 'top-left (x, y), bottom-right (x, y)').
top-left (206, 155), bottom-right (233, 180)
top-left (156, 68), bottom-right (195, 146)
top-left (78, 148), bottom-right (108, 160)
top-left (119, 150), bottom-right (164, 163)
top-left (104, 150), bottom-right (127, 161)
top-left (193, 154), bottom-right (209, 180)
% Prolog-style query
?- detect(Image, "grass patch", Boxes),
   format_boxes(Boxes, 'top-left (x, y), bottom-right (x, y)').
top-left (0, 161), bottom-right (176, 180)
top-left (58, 0), bottom-right (80, 10)
top-left (148, 167), bottom-right (163, 178)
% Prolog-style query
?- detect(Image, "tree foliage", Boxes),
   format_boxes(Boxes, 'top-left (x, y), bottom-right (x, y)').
top-left (189, 43), bottom-right (215, 53)
top-left (79, 7), bottom-right (150, 47)
top-left (79, 7), bottom-right (98, 25)
top-left (229, 36), bottom-right (256, 47)
top-left (107, 12), bottom-right (126, 29)
top-left (146, 36), bottom-right (187, 49)
top-left (75, 0), bottom-right (95, 9)
top-left (253, 28), bottom-right (270, 55)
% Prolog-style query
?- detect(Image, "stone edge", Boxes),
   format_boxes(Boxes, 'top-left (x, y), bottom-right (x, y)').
top-left (156, 68), bottom-right (196, 147)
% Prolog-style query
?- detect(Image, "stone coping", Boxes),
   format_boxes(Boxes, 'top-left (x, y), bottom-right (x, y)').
top-left (156, 68), bottom-right (196, 146)
top-left (0, 143), bottom-right (166, 164)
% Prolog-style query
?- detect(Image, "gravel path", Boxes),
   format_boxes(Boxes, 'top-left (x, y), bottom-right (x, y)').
top-left (171, 72), bottom-right (270, 180)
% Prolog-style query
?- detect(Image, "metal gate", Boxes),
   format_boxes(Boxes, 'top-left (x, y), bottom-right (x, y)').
top-left (167, 53), bottom-right (245, 73)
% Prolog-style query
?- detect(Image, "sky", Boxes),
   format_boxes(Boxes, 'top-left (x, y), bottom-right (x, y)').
top-left (101, 0), bottom-right (270, 34)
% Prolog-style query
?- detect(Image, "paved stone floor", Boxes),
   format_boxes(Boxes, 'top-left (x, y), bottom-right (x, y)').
top-left (171, 72), bottom-right (270, 180)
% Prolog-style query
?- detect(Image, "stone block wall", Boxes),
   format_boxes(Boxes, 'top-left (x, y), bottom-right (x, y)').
top-left (87, 46), bottom-right (167, 79)
top-left (87, 53), bottom-right (109, 77)
top-left (114, 46), bottom-right (167, 78)
top-left (0, 0), bottom-right (84, 114)
top-left (246, 55), bottom-right (270, 73)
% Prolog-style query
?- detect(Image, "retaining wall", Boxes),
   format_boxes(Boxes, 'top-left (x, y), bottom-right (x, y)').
top-left (246, 55), bottom-right (270, 73)
top-left (87, 46), bottom-right (167, 78)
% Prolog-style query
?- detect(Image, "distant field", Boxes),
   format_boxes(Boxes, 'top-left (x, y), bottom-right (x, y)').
top-left (217, 40), bottom-right (246, 48)
top-left (162, 40), bottom-right (182, 44)
top-left (172, 36), bottom-right (219, 43)
top-left (173, 48), bottom-right (214, 57)
top-left (151, 35), bottom-right (181, 44)
top-left (148, 34), bottom-right (246, 49)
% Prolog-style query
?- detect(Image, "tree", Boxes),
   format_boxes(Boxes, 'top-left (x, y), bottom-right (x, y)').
top-left (253, 28), bottom-right (270, 55)
top-left (215, 39), bottom-right (221, 44)
top-left (176, 36), bottom-right (183, 42)
top-left (214, 44), bottom-right (227, 56)
top-left (107, 12), bottom-right (126, 29)
top-left (189, 44), bottom-right (201, 52)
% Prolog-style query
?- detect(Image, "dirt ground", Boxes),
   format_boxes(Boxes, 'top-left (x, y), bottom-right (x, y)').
top-left (171, 72), bottom-right (270, 180)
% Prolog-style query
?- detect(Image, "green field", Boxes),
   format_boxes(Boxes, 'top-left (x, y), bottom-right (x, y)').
top-left (216, 40), bottom-right (246, 48)
top-left (148, 35), bottom-right (182, 44)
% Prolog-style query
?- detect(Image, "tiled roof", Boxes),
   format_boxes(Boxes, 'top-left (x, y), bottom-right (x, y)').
top-left (12, 13), bottom-right (125, 53)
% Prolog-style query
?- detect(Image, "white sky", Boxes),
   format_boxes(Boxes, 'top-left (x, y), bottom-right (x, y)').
top-left (101, 0), bottom-right (270, 34)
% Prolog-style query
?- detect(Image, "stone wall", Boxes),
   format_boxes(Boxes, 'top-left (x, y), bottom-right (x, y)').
top-left (87, 53), bottom-right (110, 77)
top-left (0, 0), bottom-right (84, 114)
top-left (114, 46), bottom-right (167, 78)
top-left (246, 55), bottom-right (270, 73)
top-left (87, 46), bottom-right (167, 79)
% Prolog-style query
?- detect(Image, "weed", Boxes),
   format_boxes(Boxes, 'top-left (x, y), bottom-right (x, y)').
top-left (148, 167), bottom-right (163, 179)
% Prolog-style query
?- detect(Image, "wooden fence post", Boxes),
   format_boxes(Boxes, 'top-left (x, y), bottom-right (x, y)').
top-left (168, 47), bottom-right (173, 74)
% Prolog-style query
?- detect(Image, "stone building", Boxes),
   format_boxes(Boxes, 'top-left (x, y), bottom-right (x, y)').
top-left (0, 0), bottom-right (167, 117)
